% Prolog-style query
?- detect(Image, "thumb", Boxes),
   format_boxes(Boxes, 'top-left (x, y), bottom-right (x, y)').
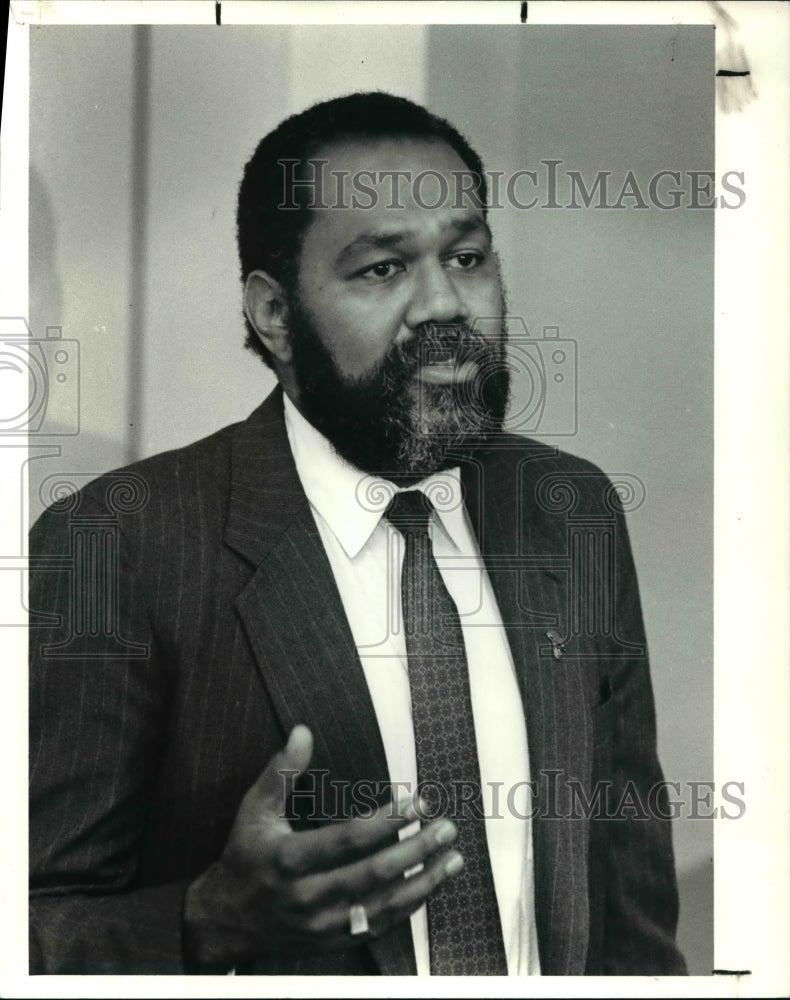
top-left (253, 724), bottom-right (314, 817)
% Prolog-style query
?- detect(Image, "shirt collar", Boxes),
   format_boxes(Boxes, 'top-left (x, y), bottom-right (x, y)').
top-left (283, 393), bottom-right (467, 559)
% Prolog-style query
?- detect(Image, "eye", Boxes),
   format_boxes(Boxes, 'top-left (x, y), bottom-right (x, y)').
top-left (358, 260), bottom-right (405, 282)
top-left (446, 251), bottom-right (484, 270)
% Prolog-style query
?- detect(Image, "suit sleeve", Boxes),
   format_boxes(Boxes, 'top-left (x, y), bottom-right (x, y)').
top-left (29, 494), bottom-right (192, 974)
top-left (595, 502), bottom-right (687, 975)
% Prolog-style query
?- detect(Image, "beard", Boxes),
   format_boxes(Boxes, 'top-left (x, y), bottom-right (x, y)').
top-left (287, 295), bottom-right (511, 481)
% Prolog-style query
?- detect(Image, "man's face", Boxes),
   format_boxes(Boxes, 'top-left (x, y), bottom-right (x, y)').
top-left (285, 137), bottom-right (509, 480)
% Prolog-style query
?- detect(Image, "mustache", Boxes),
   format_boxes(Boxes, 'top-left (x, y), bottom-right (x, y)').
top-left (393, 322), bottom-right (501, 371)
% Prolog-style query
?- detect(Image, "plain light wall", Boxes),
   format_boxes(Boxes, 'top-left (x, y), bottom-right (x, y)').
top-left (28, 23), bottom-right (712, 974)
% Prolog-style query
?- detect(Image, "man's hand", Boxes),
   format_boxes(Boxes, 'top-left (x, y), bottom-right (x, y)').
top-left (183, 725), bottom-right (462, 967)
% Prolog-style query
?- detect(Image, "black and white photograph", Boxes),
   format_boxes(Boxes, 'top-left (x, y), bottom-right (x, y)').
top-left (1, 1), bottom-right (788, 995)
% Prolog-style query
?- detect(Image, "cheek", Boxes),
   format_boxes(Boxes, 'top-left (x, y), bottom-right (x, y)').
top-left (295, 268), bottom-right (400, 378)
top-left (320, 299), bottom-right (404, 379)
top-left (474, 281), bottom-right (505, 320)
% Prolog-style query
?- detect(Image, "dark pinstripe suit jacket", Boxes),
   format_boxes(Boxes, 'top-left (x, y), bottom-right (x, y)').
top-left (29, 386), bottom-right (686, 975)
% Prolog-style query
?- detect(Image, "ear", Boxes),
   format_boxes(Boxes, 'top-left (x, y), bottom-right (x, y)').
top-left (243, 270), bottom-right (293, 365)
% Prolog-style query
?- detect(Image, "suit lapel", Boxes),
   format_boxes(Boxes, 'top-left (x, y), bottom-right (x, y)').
top-left (225, 389), bottom-right (416, 975)
top-left (461, 442), bottom-right (593, 975)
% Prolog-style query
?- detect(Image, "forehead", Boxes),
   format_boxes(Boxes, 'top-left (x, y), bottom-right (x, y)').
top-left (301, 137), bottom-right (484, 252)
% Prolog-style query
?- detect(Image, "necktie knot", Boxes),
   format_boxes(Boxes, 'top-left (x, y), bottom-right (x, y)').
top-left (384, 489), bottom-right (433, 536)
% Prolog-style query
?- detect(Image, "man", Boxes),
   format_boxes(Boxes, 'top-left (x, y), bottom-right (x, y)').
top-left (29, 92), bottom-right (687, 976)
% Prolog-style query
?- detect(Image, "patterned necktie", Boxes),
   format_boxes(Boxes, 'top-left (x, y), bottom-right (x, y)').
top-left (385, 489), bottom-right (508, 976)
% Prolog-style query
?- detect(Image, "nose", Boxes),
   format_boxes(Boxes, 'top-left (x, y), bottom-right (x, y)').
top-left (404, 261), bottom-right (469, 330)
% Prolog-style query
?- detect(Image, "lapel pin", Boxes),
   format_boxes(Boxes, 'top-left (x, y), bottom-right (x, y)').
top-left (546, 630), bottom-right (565, 660)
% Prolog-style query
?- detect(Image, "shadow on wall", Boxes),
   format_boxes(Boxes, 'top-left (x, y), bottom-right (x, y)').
top-left (29, 165), bottom-right (63, 331)
top-left (676, 857), bottom-right (714, 975)
top-left (27, 166), bottom-right (129, 525)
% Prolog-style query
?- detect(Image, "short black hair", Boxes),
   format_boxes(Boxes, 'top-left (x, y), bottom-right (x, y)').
top-left (236, 91), bottom-right (488, 367)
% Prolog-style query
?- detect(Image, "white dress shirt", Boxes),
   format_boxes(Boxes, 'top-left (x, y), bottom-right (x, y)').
top-left (284, 395), bottom-right (541, 976)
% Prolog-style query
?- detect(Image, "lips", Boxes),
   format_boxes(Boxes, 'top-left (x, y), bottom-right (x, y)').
top-left (416, 358), bottom-right (480, 383)
top-left (410, 335), bottom-right (487, 385)
top-left (397, 325), bottom-right (495, 388)
top-left (422, 343), bottom-right (455, 364)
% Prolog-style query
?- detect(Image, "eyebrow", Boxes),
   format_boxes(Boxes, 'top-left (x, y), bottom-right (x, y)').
top-left (336, 216), bottom-right (492, 263)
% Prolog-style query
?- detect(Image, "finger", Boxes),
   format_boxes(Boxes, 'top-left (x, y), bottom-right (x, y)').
top-left (297, 847), bottom-right (465, 948)
top-left (363, 847), bottom-right (464, 936)
top-left (274, 793), bottom-right (422, 878)
top-left (288, 817), bottom-right (457, 910)
top-left (248, 724), bottom-right (314, 817)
